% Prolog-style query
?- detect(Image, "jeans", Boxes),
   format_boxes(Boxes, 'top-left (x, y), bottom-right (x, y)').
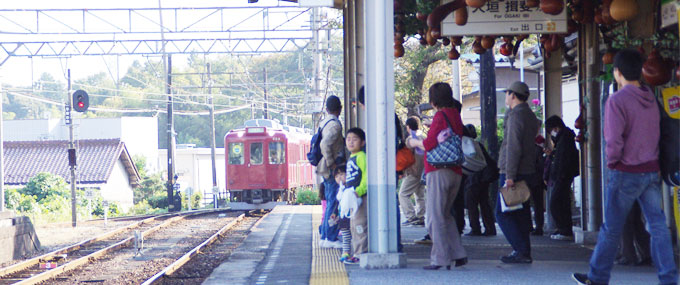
top-left (588, 170), bottom-right (678, 285)
top-left (496, 173), bottom-right (533, 257)
top-left (319, 176), bottom-right (340, 242)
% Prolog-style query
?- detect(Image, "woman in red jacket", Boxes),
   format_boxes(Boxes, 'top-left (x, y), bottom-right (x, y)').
top-left (411, 82), bottom-right (468, 270)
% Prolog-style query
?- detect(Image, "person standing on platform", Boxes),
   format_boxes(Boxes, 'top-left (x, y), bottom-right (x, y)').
top-left (410, 82), bottom-right (468, 270)
top-left (463, 124), bottom-right (496, 237)
top-left (400, 116), bottom-right (426, 227)
top-left (496, 81), bottom-right (540, 264)
top-left (317, 95), bottom-right (345, 249)
top-left (346, 127), bottom-right (368, 257)
top-left (573, 49), bottom-right (678, 285)
top-left (544, 115), bottom-right (579, 241)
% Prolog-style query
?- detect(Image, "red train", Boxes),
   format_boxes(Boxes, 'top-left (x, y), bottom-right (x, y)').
top-left (224, 122), bottom-right (314, 204)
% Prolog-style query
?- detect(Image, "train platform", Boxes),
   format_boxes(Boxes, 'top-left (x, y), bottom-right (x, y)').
top-left (204, 205), bottom-right (662, 285)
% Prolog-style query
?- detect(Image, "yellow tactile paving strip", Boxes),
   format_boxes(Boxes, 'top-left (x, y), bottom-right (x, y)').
top-left (310, 205), bottom-right (350, 285)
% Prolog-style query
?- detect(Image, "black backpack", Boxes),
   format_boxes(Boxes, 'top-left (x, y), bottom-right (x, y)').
top-left (658, 100), bottom-right (680, 186)
top-left (307, 118), bottom-right (337, 166)
top-left (476, 143), bottom-right (499, 184)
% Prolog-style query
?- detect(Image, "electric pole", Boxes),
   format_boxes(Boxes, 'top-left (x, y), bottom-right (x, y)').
top-left (166, 56), bottom-right (176, 212)
top-left (263, 67), bottom-right (268, 120)
top-left (67, 69), bottom-right (78, 227)
top-left (207, 63), bottom-right (218, 209)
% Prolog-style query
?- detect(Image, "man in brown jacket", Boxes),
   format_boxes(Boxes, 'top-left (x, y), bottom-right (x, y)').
top-left (496, 81), bottom-right (540, 264)
top-left (317, 95), bottom-right (345, 248)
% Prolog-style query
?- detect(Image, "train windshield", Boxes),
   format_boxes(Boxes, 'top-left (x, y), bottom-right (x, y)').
top-left (228, 143), bottom-right (244, 165)
top-left (250, 143), bottom-right (263, 165)
top-left (269, 142), bottom-right (285, 164)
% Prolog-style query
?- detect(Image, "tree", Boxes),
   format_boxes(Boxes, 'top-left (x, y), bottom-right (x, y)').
top-left (22, 172), bottom-right (69, 202)
top-left (394, 39), bottom-right (448, 117)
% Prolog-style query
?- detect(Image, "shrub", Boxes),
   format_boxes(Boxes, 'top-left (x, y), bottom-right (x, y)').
top-left (295, 190), bottom-right (320, 205)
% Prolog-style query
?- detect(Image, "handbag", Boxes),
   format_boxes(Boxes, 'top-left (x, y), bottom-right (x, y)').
top-left (396, 147), bottom-right (416, 171)
top-left (500, 180), bottom-right (531, 207)
top-left (461, 140), bottom-right (487, 175)
top-left (426, 112), bottom-right (465, 168)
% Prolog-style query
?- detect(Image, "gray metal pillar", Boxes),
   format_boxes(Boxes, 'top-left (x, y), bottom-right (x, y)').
top-left (356, 0), bottom-right (366, 129)
top-left (479, 50), bottom-right (497, 159)
top-left (584, 23), bottom-right (602, 232)
top-left (362, 0), bottom-right (405, 269)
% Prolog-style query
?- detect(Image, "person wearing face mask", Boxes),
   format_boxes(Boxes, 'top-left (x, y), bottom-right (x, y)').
top-left (543, 115), bottom-right (580, 241)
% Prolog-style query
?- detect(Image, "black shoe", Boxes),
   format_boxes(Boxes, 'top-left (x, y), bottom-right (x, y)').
top-left (531, 229), bottom-right (544, 236)
top-left (423, 264), bottom-right (450, 270)
top-left (464, 230), bottom-right (483, 236)
top-left (482, 230), bottom-right (497, 236)
top-left (635, 257), bottom-right (652, 266)
top-left (454, 257), bottom-right (468, 267)
top-left (572, 273), bottom-right (606, 285)
top-left (500, 252), bottom-right (532, 264)
top-left (614, 256), bottom-right (634, 266)
top-left (410, 217), bottom-right (425, 226)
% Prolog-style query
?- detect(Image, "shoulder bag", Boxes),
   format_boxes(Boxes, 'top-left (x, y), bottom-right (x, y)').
top-left (426, 112), bottom-right (465, 168)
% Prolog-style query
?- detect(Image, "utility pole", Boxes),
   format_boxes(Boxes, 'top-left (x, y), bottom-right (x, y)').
top-left (67, 69), bottom-right (77, 227)
top-left (207, 63), bottom-right (218, 209)
top-left (166, 56), bottom-right (176, 212)
top-left (263, 67), bottom-right (268, 120)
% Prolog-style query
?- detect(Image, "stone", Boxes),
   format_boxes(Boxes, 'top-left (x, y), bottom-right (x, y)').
top-left (0, 215), bottom-right (41, 263)
top-left (359, 252), bottom-right (407, 269)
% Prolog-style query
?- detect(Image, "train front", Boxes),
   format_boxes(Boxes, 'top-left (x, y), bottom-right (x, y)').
top-left (224, 126), bottom-right (288, 205)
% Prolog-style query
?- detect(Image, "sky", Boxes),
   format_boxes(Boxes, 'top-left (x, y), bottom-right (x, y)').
top-left (0, 0), bottom-right (318, 88)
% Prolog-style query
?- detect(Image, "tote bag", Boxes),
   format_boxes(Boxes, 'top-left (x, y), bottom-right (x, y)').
top-left (426, 112), bottom-right (464, 168)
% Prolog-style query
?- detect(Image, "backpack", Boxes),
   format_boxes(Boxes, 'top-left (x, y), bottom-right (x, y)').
top-left (461, 139), bottom-right (487, 175)
top-left (477, 143), bottom-right (500, 184)
top-left (307, 118), bottom-right (337, 166)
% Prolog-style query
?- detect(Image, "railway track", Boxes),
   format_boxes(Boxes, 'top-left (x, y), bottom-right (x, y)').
top-left (0, 209), bottom-right (234, 285)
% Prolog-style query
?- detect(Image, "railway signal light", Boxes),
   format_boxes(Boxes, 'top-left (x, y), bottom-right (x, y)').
top-left (72, 90), bottom-right (89, 112)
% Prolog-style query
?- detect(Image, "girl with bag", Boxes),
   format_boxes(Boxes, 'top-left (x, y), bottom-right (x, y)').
top-left (410, 82), bottom-right (468, 270)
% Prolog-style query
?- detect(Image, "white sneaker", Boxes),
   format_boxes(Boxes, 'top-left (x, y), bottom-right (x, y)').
top-left (330, 240), bottom-right (343, 249)
top-left (319, 239), bottom-right (329, 248)
top-left (550, 234), bottom-right (574, 241)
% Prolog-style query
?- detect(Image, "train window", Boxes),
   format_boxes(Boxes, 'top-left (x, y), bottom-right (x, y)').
top-left (269, 142), bottom-right (285, 164)
top-left (228, 143), bottom-right (244, 165)
top-left (250, 143), bottom-right (263, 165)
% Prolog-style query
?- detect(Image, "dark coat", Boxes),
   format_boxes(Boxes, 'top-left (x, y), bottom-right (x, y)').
top-left (545, 127), bottom-right (580, 184)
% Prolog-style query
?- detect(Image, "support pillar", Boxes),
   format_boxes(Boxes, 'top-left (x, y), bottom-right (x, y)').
top-left (543, 47), bottom-right (563, 232)
top-left (362, 0), bottom-right (405, 269)
top-left (479, 50), bottom-right (499, 208)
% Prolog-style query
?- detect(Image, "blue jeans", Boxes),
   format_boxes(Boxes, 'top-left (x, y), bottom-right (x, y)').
top-left (319, 176), bottom-right (340, 242)
top-left (588, 170), bottom-right (678, 284)
top-left (495, 173), bottom-right (533, 257)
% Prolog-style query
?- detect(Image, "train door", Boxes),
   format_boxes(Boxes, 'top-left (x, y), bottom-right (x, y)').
top-left (247, 141), bottom-right (266, 203)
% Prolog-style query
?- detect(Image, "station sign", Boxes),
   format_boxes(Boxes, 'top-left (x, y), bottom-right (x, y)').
top-left (442, 0), bottom-right (568, 36)
top-left (660, 0), bottom-right (678, 28)
top-left (298, 0), bottom-right (334, 7)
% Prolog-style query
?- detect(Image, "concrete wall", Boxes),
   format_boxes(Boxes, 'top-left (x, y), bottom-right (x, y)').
top-left (99, 160), bottom-right (135, 211)
top-left (158, 148), bottom-right (226, 198)
top-left (0, 215), bottom-right (41, 263)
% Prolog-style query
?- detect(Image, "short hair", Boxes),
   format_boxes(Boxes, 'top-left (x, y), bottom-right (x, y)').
top-left (405, 116), bottom-right (420, 131)
top-left (452, 98), bottom-right (462, 112)
top-left (613, 49), bottom-right (644, 81)
top-left (326, 95), bottom-right (342, 113)
top-left (464, 124), bottom-right (477, 139)
top-left (545, 115), bottom-right (566, 130)
top-left (358, 86), bottom-right (365, 105)
top-left (335, 165), bottom-right (347, 175)
top-left (428, 82), bottom-right (455, 108)
top-left (513, 92), bottom-right (529, 102)
top-left (346, 127), bottom-right (366, 142)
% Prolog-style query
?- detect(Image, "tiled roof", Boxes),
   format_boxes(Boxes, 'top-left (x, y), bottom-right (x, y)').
top-left (3, 139), bottom-right (141, 187)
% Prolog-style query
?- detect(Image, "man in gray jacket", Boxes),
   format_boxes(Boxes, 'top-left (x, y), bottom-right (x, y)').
top-left (317, 95), bottom-right (345, 248)
top-left (496, 81), bottom-right (540, 263)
